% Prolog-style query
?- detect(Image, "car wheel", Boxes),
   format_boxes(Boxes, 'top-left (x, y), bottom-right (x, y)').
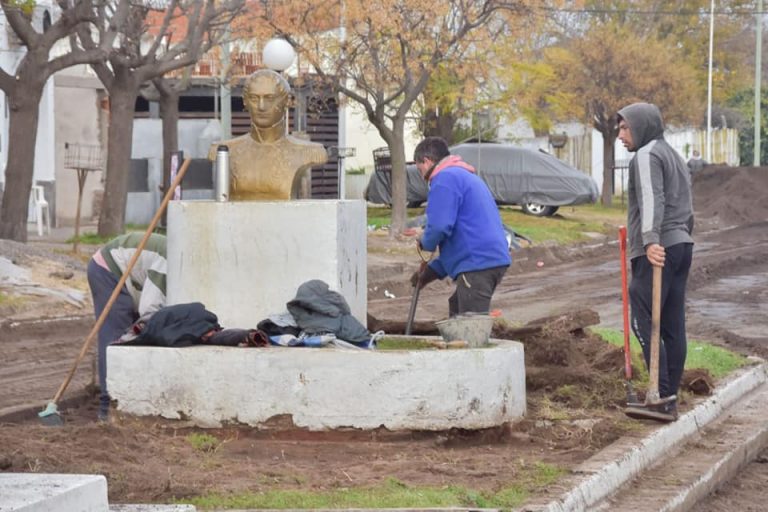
top-left (522, 203), bottom-right (558, 217)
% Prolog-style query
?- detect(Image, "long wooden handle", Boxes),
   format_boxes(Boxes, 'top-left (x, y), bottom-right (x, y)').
top-left (49, 158), bottom-right (192, 405)
top-left (647, 265), bottom-right (663, 402)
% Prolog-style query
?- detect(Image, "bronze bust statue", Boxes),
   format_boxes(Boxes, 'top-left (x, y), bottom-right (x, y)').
top-left (209, 69), bottom-right (328, 200)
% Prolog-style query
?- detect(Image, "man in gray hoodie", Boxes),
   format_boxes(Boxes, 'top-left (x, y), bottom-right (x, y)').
top-left (617, 102), bottom-right (694, 422)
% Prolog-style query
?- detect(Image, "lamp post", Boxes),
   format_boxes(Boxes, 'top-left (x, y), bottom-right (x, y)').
top-left (220, 26), bottom-right (231, 140)
top-left (706, 0), bottom-right (715, 162)
top-left (329, 146), bottom-right (356, 199)
top-left (262, 38), bottom-right (297, 136)
top-left (755, 0), bottom-right (763, 166)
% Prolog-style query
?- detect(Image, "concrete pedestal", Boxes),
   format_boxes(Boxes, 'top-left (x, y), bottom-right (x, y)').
top-left (107, 340), bottom-right (526, 431)
top-left (0, 474), bottom-right (108, 511)
top-left (167, 200), bottom-right (366, 329)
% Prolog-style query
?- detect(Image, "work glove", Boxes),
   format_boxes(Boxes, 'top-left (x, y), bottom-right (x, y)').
top-left (410, 264), bottom-right (440, 290)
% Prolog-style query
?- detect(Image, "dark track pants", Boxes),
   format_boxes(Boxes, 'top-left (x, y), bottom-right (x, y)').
top-left (629, 243), bottom-right (693, 398)
top-left (449, 265), bottom-right (508, 317)
top-left (87, 259), bottom-right (137, 414)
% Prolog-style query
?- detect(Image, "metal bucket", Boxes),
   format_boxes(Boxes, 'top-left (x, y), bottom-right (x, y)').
top-left (435, 314), bottom-right (494, 348)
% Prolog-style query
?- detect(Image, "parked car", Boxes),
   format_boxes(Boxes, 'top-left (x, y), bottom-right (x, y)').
top-left (365, 142), bottom-right (599, 216)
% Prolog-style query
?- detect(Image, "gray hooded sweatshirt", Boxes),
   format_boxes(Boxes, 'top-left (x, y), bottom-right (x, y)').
top-left (618, 103), bottom-right (694, 260)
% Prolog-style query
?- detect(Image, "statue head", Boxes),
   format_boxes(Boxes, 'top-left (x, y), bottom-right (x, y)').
top-left (243, 69), bottom-right (291, 130)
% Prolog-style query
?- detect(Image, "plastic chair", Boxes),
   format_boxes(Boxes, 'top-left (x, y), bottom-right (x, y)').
top-left (31, 185), bottom-right (51, 236)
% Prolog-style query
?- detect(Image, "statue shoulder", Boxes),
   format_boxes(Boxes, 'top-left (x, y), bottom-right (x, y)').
top-left (207, 135), bottom-right (250, 160)
top-left (285, 135), bottom-right (329, 162)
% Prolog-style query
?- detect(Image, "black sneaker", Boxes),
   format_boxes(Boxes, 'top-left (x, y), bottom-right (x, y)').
top-left (624, 398), bottom-right (678, 423)
top-left (645, 398), bottom-right (678, 421)
top-left (654, 398), bottom-right (679, 420)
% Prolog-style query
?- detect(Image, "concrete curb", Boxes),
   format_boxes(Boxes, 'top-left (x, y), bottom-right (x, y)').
top-left (537, 362), bottom-right (768, 512)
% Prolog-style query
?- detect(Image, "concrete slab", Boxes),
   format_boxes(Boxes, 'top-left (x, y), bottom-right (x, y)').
top-left (107, 339), bottom-right (526, 430)
top-left (0, 473), bottom-right (108, 512)
top-left (166, 200), bottom-right (367, 330)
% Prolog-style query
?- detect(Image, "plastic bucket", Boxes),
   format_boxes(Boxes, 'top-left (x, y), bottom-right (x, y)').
top-left (435, 314), bottom-right (494, 347)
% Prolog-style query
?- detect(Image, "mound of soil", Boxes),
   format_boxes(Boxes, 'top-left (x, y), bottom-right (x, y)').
top-left (492, 310), bottom-right (628, 410)
top-left (693, 166), bottom-right (768, 226)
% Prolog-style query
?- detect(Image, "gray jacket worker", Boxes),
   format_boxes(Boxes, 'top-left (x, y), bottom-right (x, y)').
top-left (617, 102), bottom-right (694, 422)
top-left (86, 233), bottom-right (167, 421)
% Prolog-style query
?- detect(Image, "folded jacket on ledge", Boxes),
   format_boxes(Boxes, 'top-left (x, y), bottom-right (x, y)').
top-left (286, 279), bottom-right (370, 343)
top-left (116, 302), bottom-right (268, 348)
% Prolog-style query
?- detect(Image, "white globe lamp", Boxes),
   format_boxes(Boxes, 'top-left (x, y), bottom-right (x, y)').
top-left (262, 38), bottom-right (296, 72)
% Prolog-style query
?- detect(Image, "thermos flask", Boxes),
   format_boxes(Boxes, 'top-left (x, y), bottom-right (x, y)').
top-left (214, 145), bottom-right (230, 202)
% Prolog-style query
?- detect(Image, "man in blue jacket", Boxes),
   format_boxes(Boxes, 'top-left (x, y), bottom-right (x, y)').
top-left (410, 137), bottom-right (511, 317)
top-left (618, 103), bottom-right (694, 422)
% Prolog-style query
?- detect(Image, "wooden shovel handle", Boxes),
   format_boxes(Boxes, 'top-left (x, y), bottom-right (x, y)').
top-left (49, 158), bottom-right (192, 405)
top-left (647, 264), bottom-right (663, 402)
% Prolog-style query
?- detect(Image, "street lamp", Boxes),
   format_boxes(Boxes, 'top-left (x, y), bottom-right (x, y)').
top-left (329, 146), bottom-right (356, 199)
top-left (262, 38), bottom-right (297, 136)
top-left (263, 39), bottom-right (296, 72)
top-left (706, 0), bottom-right (715, 162)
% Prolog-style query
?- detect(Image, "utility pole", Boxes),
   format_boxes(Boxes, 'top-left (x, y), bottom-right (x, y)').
top-left (755, 0), bottom-right (763, 166)
top-left (706, 0), bottom-right (715, 162)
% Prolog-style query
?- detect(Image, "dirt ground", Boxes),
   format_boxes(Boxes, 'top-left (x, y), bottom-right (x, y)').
top-left (1, 165), bottom-right (767, 507)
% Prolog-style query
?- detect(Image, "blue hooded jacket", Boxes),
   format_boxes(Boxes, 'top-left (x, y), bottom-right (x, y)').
top-left (421, 157), bottom-right (511, 279)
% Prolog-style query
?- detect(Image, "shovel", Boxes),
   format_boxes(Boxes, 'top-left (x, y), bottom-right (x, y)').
top-left (405, 261), bottom-right (426, 336)
top-left (624, 264), bottom-right (676, 421)
top-left (618, 227), bottom-right (640, 406)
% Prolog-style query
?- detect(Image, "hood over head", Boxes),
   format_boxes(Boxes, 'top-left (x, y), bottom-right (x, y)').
top-left (617, 102), bottom-right (665, 151)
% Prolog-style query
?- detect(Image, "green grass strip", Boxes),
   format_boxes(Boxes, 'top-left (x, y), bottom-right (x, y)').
top-left (180, 465), bottom-right (562, 510)
top-left (591, 327), bottom-right (747, 379)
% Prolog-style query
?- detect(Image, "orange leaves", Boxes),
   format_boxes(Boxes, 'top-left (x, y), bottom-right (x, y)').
top-left (546, 22), bottom-right (700, 130)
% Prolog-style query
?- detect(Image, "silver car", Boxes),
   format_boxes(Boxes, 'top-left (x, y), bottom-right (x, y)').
top-left (366, 142), bottom-right (599, 217)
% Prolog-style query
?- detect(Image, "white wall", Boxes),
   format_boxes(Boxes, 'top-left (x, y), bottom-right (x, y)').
top-left (34, 80), bottom-right (56, 182)
top-left (54, 75), bottom-right (104, 226)
top-left (0, 2), bottom-right (58, 188)
top-left (591, 127), bottom-right (740, 196)
top-left (132, 118), bottom-right (218, 160)
top-left (340, 101), bottom-right (420, 172)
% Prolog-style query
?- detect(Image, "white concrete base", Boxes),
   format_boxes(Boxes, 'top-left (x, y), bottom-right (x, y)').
top-left (107, 340), bottom-right (526, 431)
top-left (0, 473), bottom-right (108, 512)
top-left (167, 200), bottom-right (367, 329)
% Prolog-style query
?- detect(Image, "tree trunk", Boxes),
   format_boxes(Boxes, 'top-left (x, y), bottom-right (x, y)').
top-left (601, 127), bottom-right (617, 206)
top-left (158, 86), bottom-right (180, 225)
top-left (0, 83), bottom-right (45, 242)
top-left (423, 110), bottom-right (456, 143)
top-left (388, 127), bottom-right (408, 237)
top-left (98, 84), bottom-right (139, 237)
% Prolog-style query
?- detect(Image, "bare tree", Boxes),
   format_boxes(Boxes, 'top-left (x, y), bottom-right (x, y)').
top-left (262, 0), bottom-right (527, 236)
top-left (79, 0), bottom-right (243, 236)
top-left (0, 0), bottom-right (129, 242)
